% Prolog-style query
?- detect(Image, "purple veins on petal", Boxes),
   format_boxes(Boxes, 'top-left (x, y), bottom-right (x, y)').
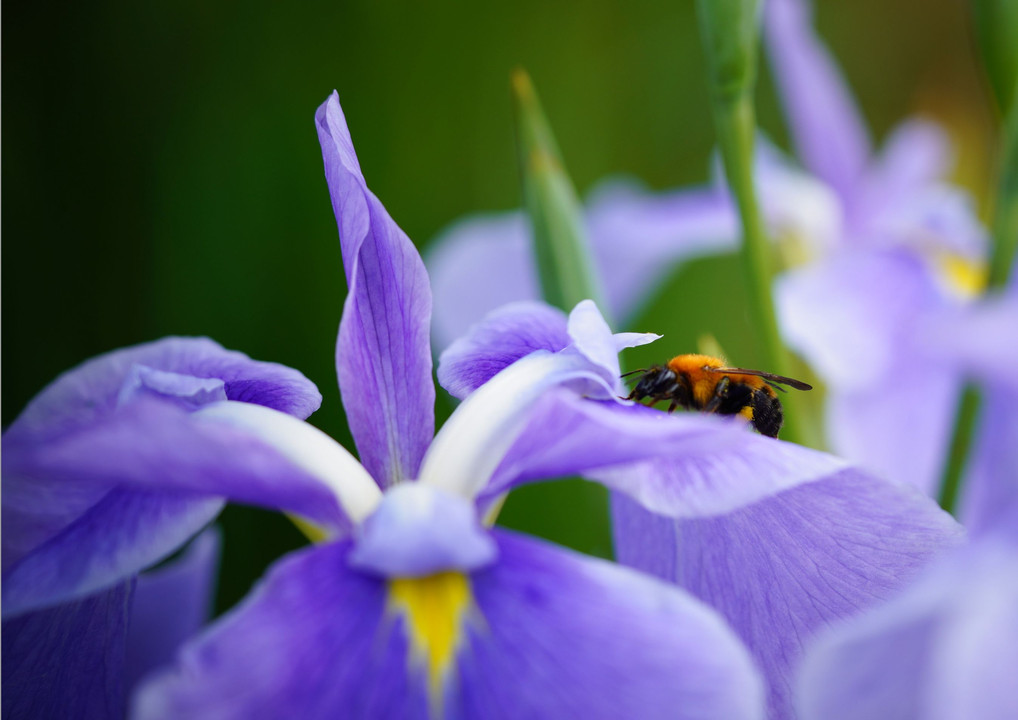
top-left (316, 91), bottom-right (435, 490)
top-left (133, 531), bottom-right (765, 720)
top-left (613, 468), bottom-right (964, 720)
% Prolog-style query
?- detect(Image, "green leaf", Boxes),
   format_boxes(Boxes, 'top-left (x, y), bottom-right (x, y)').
top-left (511, 69), bottom-right (607, 318)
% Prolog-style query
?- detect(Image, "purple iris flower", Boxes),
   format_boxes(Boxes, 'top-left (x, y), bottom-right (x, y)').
top-left (1, 338), bottom-right (328, 718)
top-left (126, 92), bottom-right (771, 720)
top-left (444, 300), bottom-right (966, 720)
top-left (763, 0), bottom-right (997, 497)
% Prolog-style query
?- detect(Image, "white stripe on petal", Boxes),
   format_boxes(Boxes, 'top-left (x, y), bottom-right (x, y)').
top-left (194, 402), bottom-right (382, 524)
top-left (419, 351), bottom-right (606, 499)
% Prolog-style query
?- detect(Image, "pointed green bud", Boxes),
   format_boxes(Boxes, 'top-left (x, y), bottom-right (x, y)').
top-left (511, 69), bottom-right (607, 318)
top-left (972, 0), bottom-right (1018, 116)
top-left (696, 0), bottom-right (762, 104)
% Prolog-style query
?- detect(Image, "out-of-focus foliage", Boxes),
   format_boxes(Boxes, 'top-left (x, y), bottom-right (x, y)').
top-left (2, 0), bottom-right (993, 610)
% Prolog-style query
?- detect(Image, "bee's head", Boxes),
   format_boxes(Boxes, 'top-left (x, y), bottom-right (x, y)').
top-left (624, 365), bottom-right (678, 402)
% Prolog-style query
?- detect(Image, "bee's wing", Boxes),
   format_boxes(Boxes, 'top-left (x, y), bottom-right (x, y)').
top-left (709, 366), bottom-right (813, 391)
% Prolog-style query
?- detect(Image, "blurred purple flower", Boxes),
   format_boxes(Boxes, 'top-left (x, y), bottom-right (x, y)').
top-left (130, 92), bottom-right (768, 720)
top-left (1, 338), bottom-right (326, 719)
top-left (427, 178), bottom-right (739, 350)
top-left (446, 299), bottom-right (965, 720)
top-left (795, 416), bottom-right (1018, 720)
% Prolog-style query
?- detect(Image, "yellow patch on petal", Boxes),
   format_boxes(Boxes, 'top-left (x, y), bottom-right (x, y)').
top-left (388, 572), bottom-right (473, 717)
top-left (936, 252), bottom-right (987, 298)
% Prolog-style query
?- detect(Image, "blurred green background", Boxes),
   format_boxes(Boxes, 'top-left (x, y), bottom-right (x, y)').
top-left (3, 0), bottom-right (994, 611)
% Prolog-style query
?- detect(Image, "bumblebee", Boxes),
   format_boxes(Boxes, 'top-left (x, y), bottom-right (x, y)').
top-left (623, 354), bottom-right (812, 438)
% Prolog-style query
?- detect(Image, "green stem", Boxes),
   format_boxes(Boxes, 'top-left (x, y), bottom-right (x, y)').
top-left (937, 80), bottom-right (1018, 514)
top-left (710, 97), bottom-right (811, 447)
top-left (938, 385), bottom-right (982, 514)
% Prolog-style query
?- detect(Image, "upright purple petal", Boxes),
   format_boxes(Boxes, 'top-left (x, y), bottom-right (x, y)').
top-left (126, 529), bottom-right (221, 691)
top-left (614, 471), bottom-right (964, 720)
top-left (317, 91), bottom-right (435, 488)
top-left (485, 391), bottom-right (848, 515)
top-left (2, 581), bottom-right (134, 720)
top-left (134, 533), bottom-right (764, 720)
top-left (764, 0), bottom-right (872, 205)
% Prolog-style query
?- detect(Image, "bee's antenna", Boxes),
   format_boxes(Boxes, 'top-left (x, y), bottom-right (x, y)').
top-left (620, 368), bottom-right (647, 378)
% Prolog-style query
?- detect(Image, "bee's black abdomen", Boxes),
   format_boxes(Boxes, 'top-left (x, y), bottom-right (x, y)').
top-left (751, 389), bottom-right (783, 438)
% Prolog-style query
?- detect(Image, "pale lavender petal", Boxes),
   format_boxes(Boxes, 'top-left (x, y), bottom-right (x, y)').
top-left (614, 471), bottom-right (964, 720)
top-left (485, 391), bottom-right (846, 516)
top-left (585, 179), bottom-right (739, 320)
top-left (565, 300), bottom-right (660, 394)
top-left (764, 0), bottom-right (872, 205)
top-left (797, 539), bottom-right (1018, 720)
top-left (116, 366), bottom-right (227, 411)
top-left (348, 483), bottom-right (497, 577)
top-left (855, 120), bottom-right (951, 213)
top-left (317, 92), bottom-right (434, 488)
top-left (426, 211), bottom-right (539, 352)
top-left (2, 581), bottom-right (133, 720)
top-left (777, 249), bottom-right (946, 392)
top-left (4, 337), bottom-right (321, 446)
top-left (919, 291), bottom-right (1018, 392)
top-left (134, 534), bottom-right (764, 720)
top-left (825, 368), bottom-right (960, 497)
top-left (958, 387), bottom-right (1018, 537)
top-left (126, 529), bottom-right (221, 691)
top-left (2, 488), bottom-right (221, 618)
top-left (436, 301), bottom-right (570, 400)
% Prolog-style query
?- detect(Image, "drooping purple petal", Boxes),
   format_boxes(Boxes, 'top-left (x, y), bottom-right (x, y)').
top-left (797, 537), bottom-right (1018, 720)
top-left (2, 581), bottom-right (134, 720)
top-left (3, 399), bottom-right (351, 572)
top-left (484, 391), bottom-right (847, 515)
top-left (317, 91), bottom-right (435, 489)
top-left (2, 337), bottom-right (322, 569)
top-left (4, 337), bottom-right (321, 447)
top-left (614, 470), bottom-right (964, 720)
top-left (437, 302), bottom-right (571, 400)
top-left (348, 483), bottom-right (497, 577)
top-left (126, 528), bottom-right (221, 692)
top-left (2, 487), bottom-right (221, 619)
top-left (132, 541), bottom-right (428, 720)
top-left (134, 533), bottom-right (764, 720)
top-left (763, 0), bottom-right (872, 206)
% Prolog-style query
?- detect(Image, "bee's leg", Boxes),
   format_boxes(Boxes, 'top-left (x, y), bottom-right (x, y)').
top-left (703, 376), bottom-right (730, 414)
top-left (666, 399), bottom-right (680, 413)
